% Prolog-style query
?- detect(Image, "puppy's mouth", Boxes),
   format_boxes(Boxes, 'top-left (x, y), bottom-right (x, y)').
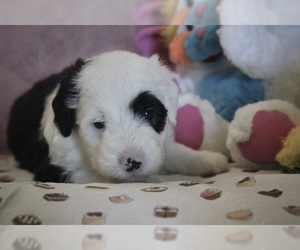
top-left (107, 165), bottom-right (154, 183)
top-left (108, 171), bottom-right (150, 183)
top-left (98, 153), bottom-right (161, 183)
top-left (112, 154), bottom-right (154, 182)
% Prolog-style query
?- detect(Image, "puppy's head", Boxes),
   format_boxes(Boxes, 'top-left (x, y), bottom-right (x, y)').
top-left (53, 51), bottom-right (178, 182)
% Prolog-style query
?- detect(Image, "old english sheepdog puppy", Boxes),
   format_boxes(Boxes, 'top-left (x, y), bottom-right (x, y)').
top-left (7, 51), bottom-right (228, 183)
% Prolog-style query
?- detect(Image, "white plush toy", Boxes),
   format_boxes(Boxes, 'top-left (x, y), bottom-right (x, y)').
top-left (217, 0), bottom-right (300, 170)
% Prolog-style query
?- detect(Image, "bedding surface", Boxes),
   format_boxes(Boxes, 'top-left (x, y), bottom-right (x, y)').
top-left (1, 155), bottom-right (299, 225)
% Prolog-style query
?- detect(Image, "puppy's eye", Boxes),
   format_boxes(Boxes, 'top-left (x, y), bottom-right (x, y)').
top-left (93, 121), bottom-right (105, 129)
top-left (144, 109), bottom-right (155, 121)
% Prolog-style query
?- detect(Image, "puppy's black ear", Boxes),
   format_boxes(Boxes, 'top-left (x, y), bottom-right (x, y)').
top-left (52, 58), bottom-right (85, 137)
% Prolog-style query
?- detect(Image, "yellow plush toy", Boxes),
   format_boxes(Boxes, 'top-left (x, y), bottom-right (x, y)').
top-left (276, 126), bottom-right (300, 172)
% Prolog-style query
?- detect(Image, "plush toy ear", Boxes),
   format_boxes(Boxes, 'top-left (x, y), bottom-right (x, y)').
top-left (52, 58), bottom-right (86, 137)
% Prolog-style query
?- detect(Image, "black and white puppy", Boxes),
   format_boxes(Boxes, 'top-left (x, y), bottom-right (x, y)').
top-left (7, 51), bottom-right (228, 183)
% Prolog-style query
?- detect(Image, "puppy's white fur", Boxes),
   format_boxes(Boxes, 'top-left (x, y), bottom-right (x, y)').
top-left (41, 51), bottom-right (228, 183)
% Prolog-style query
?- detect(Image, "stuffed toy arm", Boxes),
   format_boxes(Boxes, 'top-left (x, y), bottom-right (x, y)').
top-left (174, 93), bottom-right (230, 158)
top-left (227, 100), bottom-right (300, 169)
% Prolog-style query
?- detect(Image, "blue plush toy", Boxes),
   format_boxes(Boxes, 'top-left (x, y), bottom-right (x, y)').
top-left (199, 67), bottom-right (265, 121)
top-left (183, 0), bottom-right (265, 121)
top-left (184, 25), bottom-right (224, 68)
top-left (184, 24), bottom-right (265, 121)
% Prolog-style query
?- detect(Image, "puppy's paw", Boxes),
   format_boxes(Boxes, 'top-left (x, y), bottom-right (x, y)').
top-left (164, 142), bottom-right (229, 177)
top-left (200, 151), bottom-right (229, 176)
top-left (186, 151), bottom-right (229, 177)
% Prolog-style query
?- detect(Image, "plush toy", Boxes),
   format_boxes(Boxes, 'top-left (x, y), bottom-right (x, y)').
top-left (276, 125), bottom-right (300, 172)
top-left (227, 100), bottom-right (300, 170)
top-left (133, 0), bottom-right (300, 171)
top-left (225, 63), bottom-right (300, 171)
top-left (217, 0), bottom-right (300, 171)
top-left (133, 0), bottom-right (177, 25)
top-left (168, 0), bottom-right (300, 171)
top-left (133, 0), bottom-right (179, 63)
top-left (168, 0), bottom-right (265, 122)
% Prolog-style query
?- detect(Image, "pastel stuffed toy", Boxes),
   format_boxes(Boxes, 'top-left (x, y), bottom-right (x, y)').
top-left (227, 100), bottom-right (300, 170)
top-left (133, 0), bottom-right (179, 62)
top-left (167, 0), bottom-right (265, 163)
top-left (217, 0), bottom-right (300, 171)
top-left (169, 0), bottom-right (265, 122)
top-left (168, 0), bottom-right (300, 171)
top-left (133, 0), bottom-right (300, 171)
top-left (225, 60), bottom-right (300, 171)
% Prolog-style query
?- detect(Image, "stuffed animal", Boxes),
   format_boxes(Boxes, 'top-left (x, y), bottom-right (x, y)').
top-left (168, 0), bottom-right (300, 171)
top-left (227, 100), bottom-right (300, 170)
top-left (168, 0), bottom-right (265, 122)
top-left (217, 0), bottom-right (300, 171)
top-left (133, 0), bottom-right (300, 171)
top-left (167, 0), bottom-right (266, 164)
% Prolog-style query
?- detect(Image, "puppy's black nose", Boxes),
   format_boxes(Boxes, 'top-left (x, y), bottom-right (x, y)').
top-left (125, 158), bottom-right (142, 172)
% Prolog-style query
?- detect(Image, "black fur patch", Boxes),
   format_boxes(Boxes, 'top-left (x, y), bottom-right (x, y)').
top-left (52, 58), bottom-right (85, 137)
top-left (130, 91), bottom-right (168, 133)
top-left (7, 58), bottom-right (85, 182)
top-left (7, 73), bottom-right (60, 173)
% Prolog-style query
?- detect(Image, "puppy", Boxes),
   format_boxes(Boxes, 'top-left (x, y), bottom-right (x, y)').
top-left (7, 51), bottom-right (228, 183)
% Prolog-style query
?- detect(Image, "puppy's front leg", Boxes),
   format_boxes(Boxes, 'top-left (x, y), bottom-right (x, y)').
top-left (163, 140), bottom-right (229, 177)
